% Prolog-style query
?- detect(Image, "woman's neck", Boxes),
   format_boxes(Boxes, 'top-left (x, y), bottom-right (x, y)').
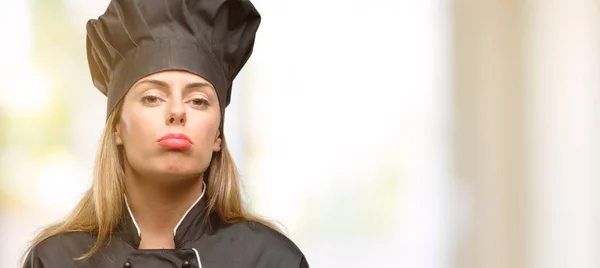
top-left (124, 172), bottom-right (205, 249)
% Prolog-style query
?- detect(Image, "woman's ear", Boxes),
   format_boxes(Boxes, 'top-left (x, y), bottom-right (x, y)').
top-left (213, 130), bottom-right (222, 152)
top-left (115, 125), bottom-right (123, 145)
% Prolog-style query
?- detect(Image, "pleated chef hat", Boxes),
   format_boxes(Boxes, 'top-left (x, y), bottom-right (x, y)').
top-left (86, 0), bottom-right (261, 120)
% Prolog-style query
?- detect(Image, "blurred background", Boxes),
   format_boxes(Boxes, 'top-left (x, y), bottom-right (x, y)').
top-left (0, 0), bottom-right (599, 267)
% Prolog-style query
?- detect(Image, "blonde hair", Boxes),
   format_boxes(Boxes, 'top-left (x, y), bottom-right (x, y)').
top-left (23, 101), bottom-right (280, 262)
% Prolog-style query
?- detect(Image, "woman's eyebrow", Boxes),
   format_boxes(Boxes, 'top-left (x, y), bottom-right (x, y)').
top-left (184, 82), bottom-right (214, 90)
top-left (133, 80), bottom-right (214, 91)
top-left (183, 82), bottom-right (216, 98)
top-left (132, 79), bottom-right (216, 99)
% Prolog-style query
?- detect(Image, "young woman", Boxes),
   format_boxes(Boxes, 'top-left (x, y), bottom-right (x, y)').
top-left (22, 0), bottom-right (308, 267)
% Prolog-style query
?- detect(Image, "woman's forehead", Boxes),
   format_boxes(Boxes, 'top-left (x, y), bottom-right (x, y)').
top-left (135, 70), bottom-right (213, 88)
top-left (128, 70), bottom-right (219, 99)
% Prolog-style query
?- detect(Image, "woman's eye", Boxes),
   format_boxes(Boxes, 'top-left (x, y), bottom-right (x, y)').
top-left (141, 95), bottom-right (161, 106)
top-left (189, 98), bottom-right (209, 108)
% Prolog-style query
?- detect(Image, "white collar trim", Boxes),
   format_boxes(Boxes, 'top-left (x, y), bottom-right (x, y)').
top-left (123, 181), bottom-right (207, 237)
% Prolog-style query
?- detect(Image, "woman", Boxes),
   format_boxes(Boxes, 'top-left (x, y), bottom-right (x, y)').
top-left (22, 0), bottom-right (308, 267)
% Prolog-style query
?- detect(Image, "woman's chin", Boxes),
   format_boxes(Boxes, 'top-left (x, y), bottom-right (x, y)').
top-left (159, 166), bottom-right (202, 178)
top-left (136, 164), bottom-right (203, 182)
top-left (127, 156), bottom-right (208, 181)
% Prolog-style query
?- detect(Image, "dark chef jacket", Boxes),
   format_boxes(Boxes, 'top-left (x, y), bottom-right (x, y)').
top-left (22, 191), bottom-right (309, 268)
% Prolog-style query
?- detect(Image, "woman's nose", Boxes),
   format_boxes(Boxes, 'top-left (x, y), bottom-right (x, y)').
top-left (167, 101), bottom-right (186, 125)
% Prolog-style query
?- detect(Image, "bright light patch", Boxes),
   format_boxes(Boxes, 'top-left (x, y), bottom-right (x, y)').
top-left (0, 71), bottom-right (52, 116)
top-left (35, 150), bottom-right (88, 215)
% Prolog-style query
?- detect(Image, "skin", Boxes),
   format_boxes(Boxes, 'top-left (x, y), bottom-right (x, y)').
top-left (115, 70), bottom-right (222, 249)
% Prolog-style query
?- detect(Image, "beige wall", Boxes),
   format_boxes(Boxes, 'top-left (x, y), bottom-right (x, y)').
top-left (453, 0), bottom-right (600, 267)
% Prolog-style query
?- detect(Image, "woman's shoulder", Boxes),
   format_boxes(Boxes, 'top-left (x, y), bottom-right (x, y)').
top-left (32, 231), bottom-right (96, 253)
top-left (219, 221), bottom-right (306, 262)
top-left (23, 232), bottom-right (95, 267)
top-left (246, 221), bottom-right (302, 249)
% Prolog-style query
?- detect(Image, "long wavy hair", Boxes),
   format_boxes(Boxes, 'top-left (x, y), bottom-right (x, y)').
top-left (22, 100), bottom-right (279, 261)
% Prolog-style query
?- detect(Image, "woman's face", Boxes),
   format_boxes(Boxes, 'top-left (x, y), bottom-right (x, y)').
top-left (115, 70), bottom-right (222, 182)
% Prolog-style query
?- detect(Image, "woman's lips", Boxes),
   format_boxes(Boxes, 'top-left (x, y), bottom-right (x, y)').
top-left (157, 133), bottom-right (192, 149)
top-left (158, 139), bottom-right (192, 149)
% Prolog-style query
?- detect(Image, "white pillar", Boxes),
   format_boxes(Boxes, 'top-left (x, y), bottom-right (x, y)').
top-left (525, 1), bottom-right (600, 268)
